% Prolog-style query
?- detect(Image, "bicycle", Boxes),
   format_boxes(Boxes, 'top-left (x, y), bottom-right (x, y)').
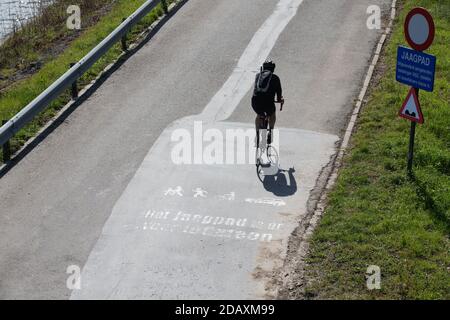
top-left (255, 101), bottom-right (283, 180)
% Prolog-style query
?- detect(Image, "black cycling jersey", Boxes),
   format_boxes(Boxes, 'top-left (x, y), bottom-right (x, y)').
top-left (252, 73), bottom-right (282, 116)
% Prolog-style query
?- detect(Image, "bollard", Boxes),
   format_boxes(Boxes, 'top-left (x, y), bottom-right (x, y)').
top-left (69, 63), bottom-right (79, 99)
top-left (161, 0), bottom-right (169, 14)
top-left (2, 120), bottom-right (11, 162)
top-left (121, 18), bottom-right (128, 51)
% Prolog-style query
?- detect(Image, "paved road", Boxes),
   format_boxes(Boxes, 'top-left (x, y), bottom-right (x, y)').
top-left (0, 0), bottom-right (390, 299)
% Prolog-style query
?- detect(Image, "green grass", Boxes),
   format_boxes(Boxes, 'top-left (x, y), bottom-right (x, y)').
top-left (304, 0), bottom-right (450, 299)
top-left (0, 0), bottom-right (174, 161)
top-left (0, 0), bottom-right (114, 79)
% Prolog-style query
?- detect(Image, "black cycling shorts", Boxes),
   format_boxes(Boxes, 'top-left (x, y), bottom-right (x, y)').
top-left (252, 97), bottom-right (276, 116)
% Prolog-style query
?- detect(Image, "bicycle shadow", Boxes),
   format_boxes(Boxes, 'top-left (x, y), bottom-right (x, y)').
top-left (262, 167), bottom-right (297, 197)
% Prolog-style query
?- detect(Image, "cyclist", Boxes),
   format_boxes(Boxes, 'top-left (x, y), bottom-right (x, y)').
top-left (252, 60), bottom-right (284, 145)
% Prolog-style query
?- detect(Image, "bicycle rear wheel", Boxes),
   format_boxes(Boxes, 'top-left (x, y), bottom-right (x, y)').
top-left (256, 161), bottom-right (265, 182)
top-left (266, 145), bottom-right (279, 165)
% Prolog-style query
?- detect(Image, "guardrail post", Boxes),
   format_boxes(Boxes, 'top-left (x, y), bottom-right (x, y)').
top-left (2, 120), bottom-right (11, 162)
top-left (121, 18), bottom-right (128, 51)
top-left (69, 63), bottom-right (78, 99)
top-left (161, 0), bottom-right (169, 14)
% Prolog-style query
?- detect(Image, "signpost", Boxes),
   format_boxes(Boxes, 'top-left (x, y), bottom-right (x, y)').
top-left (396, 7), bottom-right (436, 177)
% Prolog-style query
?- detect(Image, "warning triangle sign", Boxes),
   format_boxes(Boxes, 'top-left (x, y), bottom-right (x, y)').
top-left (399, 88), bottom-right (424, 124)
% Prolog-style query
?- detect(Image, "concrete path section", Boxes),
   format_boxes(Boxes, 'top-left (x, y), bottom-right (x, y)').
top-left (71, 120), bottom-right (338, 299)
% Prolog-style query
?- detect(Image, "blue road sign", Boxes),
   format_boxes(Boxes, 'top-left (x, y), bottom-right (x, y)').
top-left (396, 46), bottom-right (436, 92)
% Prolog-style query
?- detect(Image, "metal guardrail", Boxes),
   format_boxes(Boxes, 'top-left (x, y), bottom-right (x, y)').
top-left (0, 0), bottom-right (168, 161)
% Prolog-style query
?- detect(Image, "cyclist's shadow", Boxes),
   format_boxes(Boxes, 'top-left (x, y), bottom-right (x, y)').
top-left (261, 167), bottom-right (297, 197)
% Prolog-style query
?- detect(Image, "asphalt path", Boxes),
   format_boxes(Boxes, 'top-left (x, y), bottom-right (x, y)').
top-left (0, 0), bottom-right (390, 299)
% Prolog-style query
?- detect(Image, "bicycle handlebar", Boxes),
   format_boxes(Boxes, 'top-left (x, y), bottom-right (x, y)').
top-left (274, 99), bottom-right (284, 111)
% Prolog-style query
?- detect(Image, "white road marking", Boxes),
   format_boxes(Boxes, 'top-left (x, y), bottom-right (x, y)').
top-left (202, 0), bottom-right (305, 121)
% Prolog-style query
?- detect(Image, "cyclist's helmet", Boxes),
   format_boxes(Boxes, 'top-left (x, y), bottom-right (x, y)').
top-left (262, 60), bottom-right (276, 72)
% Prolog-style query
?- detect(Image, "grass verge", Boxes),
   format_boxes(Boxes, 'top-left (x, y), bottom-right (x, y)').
top-left (304, 0), bottom-right (450, 299)
top-left (0, 0), bottom-right (174, 162)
